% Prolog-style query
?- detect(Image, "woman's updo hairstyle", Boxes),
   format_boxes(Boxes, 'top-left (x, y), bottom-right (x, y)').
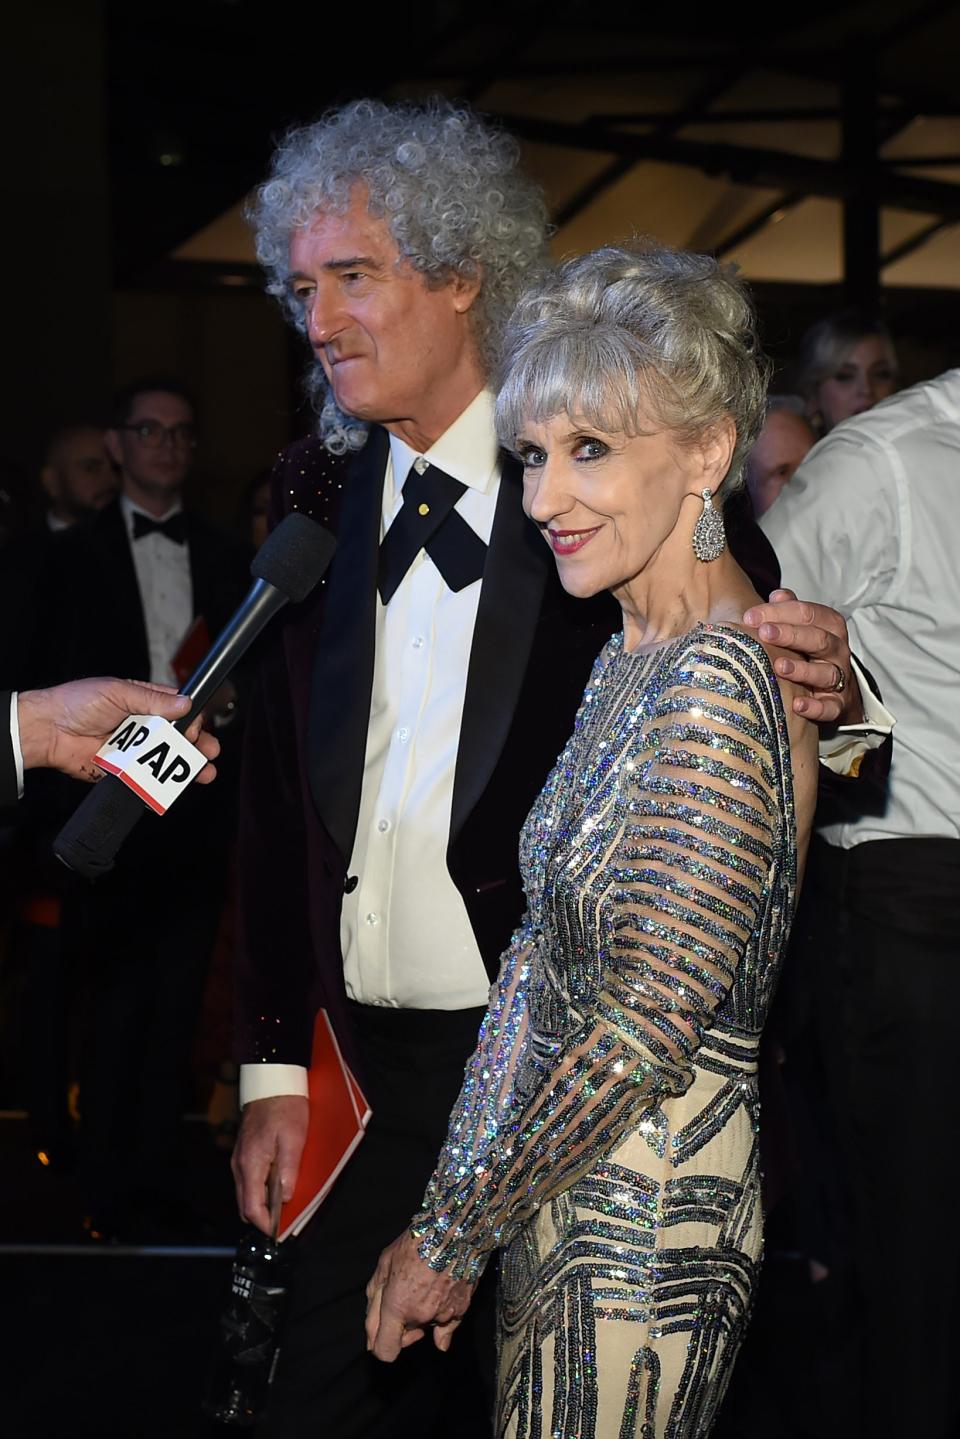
top-left (495, 240), bottom-right (770, 500)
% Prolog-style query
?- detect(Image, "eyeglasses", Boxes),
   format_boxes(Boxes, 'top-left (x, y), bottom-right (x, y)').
top-left (119, 420), bottom-right (197, 449)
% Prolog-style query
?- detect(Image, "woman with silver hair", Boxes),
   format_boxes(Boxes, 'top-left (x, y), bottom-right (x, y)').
top-left (367, 242), bottom-right (817, 1437)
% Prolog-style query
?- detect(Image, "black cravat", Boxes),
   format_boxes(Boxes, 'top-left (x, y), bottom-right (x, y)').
top-left (377, 461), bottom-right (487, 604)
top-left (131, 510), bottom-right (187, 545)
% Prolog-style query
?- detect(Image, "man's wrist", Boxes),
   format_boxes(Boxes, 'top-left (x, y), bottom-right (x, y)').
top-left (16, 689), bottom-right (54, 772)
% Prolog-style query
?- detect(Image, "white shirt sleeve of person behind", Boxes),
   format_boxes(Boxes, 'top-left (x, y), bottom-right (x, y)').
top-left (762, 427), bottom-right (897, 773)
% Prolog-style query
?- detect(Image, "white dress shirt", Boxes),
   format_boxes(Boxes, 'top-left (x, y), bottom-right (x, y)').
top-left (9, 692), bottom-right (24, 798)
top-left (240, 391), bottom-right (501, 1105)
top-left (120, 493), bottom-right (193, 685)
top-left (762, 370), bottom-right (960, 848)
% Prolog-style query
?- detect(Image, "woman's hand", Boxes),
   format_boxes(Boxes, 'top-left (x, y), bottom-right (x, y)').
top-left (364, 1231), bottom-right (474, 1362)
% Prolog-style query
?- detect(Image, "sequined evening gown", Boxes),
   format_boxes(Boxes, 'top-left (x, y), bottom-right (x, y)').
top-left (412, 624), bottom-right (798, 1439)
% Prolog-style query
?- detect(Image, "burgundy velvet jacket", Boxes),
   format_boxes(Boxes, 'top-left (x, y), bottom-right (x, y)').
top-left (234, 428), bottom-right (851, 1079)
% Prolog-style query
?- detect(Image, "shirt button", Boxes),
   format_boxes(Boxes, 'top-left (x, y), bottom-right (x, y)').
top-left (412, 636), bottom-right (424, 649)
top-left (377, 819), bottom-right (390, 833)
top-left (396, 727), bottom-right (409, 743)
top-left (413, 456), bottom-right (428, 475)
top-left (365, 912), bottom-right (379, 926)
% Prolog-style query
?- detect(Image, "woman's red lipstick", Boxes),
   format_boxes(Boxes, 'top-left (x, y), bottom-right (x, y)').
top-left (547, 526), bottom-right (601, 555)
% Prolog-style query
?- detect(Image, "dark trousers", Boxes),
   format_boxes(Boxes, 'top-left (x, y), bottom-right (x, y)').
top-left (817, 838), bottom-right (960, 1439)
top-left (70, 861), bottom-right (225, 1219)
top-left (258, 1001), bottom-right (496, 1439)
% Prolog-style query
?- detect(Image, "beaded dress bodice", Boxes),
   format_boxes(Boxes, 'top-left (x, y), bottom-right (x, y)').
top-left (413, 625), bottom-right (796, 1288)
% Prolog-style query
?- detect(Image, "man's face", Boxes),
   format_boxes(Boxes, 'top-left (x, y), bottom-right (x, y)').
top-left (287, 188), bottom-right (481, 438)
top-left (106, 390), bottom-right (196, 502)
top-left (43, 427), bottom-right (116, 521)
top-left (745, 409), bottom-right (815, 517)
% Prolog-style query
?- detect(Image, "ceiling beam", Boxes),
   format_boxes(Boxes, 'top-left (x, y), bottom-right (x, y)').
top-left (492, 111), bottom-right (960, 221)
top-left (712, 192), bottom-right (807, 258)
top-left (881, 217), bottom-right (954, 267)
top-left (554, 70), bottom-right (743, 229)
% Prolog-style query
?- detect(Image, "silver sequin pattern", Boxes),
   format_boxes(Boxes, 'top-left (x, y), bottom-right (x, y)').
top-left (412, 625), bottom-right (797, 1438)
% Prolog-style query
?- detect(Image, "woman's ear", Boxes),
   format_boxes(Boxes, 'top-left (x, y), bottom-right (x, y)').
top-left (699, 415), bottom-right (737, 491)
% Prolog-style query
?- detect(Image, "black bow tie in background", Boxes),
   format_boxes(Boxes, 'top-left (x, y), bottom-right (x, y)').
top-left (131, 510), bottom-right (188, 545)
top-left (377, 461), bottom-right (487, 604)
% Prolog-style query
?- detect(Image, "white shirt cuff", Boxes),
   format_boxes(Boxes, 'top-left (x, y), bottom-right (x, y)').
top-left (239, 1062), bottom-right (309, 1108)
top-left (817, 656), bottom-right (896, 776)
top-left (10, 692), bottom-right (24, 798)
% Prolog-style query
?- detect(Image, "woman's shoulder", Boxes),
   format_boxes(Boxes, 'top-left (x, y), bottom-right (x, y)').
top-left (652, 622), bottom-right (799, 744)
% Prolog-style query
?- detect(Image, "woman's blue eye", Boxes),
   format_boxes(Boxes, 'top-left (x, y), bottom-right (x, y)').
top-left (520, 448), bottom-right (547, 468)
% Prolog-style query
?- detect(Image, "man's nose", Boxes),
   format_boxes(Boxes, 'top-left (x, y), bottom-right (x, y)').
top-left (306, 292), bottom-right (344, 348)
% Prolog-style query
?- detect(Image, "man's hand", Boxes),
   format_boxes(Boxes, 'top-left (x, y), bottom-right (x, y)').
top-left (365, 1231), bottom-right (475, 1362)
top-left (231, 1095), bottom-right (309, 1234)
top-left (17, 678), bottom-right (220, 783)
top-left (743, 589), bottom-right (864, 726)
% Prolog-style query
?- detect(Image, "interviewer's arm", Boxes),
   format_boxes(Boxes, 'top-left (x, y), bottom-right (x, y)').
top-left (5, 678), bottom-right (219, 797)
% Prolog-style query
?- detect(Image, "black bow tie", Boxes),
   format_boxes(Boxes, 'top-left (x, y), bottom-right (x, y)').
top-left (377, 462), bottom-right (487, 604)
top-left (132, 510), bottom-right (187, 545)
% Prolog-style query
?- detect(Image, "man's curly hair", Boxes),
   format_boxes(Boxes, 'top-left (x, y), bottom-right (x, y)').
top-left (249, 97), bottom-right (550, 454)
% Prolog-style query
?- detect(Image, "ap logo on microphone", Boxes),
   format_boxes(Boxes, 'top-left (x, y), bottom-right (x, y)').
top-left (95, 714), bottom-right (208, 815)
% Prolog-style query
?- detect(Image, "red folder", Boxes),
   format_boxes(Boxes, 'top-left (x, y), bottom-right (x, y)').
top-left (278, 1009), bottom-right (372, 1242)
top-left (171, 616), bottom-right (211, 687)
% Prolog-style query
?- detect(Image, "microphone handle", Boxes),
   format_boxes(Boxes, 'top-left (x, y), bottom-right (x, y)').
top-left (54, 773), bottom-right (152, 879)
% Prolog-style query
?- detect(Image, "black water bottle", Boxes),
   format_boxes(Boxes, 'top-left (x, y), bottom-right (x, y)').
top-left (203, 1228), bottom-right (292, 1426)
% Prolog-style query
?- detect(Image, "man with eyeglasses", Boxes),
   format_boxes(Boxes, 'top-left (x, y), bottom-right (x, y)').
top-left (7, 374), bottom-right (249, 1240)
top-left (103, 379), bottom-right (203, 688)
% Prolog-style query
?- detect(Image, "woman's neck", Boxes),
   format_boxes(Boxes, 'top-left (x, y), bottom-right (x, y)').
top-left (615, 529), bottom-right (762, 653)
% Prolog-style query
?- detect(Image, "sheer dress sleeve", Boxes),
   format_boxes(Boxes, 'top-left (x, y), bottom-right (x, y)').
top-left (412, 633), bottom-right (787, 1283)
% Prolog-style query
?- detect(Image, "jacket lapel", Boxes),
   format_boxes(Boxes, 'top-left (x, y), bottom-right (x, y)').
top-left (450, 455), bottom-right (551, 844)
top-left (98, 500), bottom-right (151, 679)
top-left (307, 428), bottom-right (388, 866)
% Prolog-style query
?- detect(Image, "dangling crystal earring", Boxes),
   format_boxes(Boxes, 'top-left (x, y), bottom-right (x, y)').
top-left (691, 487), bottom-right (726, 562)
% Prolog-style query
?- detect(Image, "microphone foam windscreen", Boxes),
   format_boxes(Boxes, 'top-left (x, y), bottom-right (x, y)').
top-left (251, 512), bottom-right (337, 603)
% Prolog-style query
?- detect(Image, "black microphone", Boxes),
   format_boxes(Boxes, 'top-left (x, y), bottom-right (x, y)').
top-left (53, 513), bottom-right (337, 880)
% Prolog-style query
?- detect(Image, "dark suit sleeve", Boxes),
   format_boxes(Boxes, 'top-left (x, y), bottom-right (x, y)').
top-left (0, 690), bottom-right (19, 806)
top-left (234, 614), bottom-right (319, 1067)
top-left (233, 446), bottom-right (335, 1069)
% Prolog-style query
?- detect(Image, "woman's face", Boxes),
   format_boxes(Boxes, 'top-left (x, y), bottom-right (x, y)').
top-left (516, 411), bottom-right (717, 601)
top-left (814, 334), bottom-right (898, 431)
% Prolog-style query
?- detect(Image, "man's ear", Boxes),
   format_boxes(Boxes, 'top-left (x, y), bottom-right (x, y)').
top-left (104, 429), bottom-right (123, 468)
top-left (451, 265), bottom-right (483, 315)
top-left (39, 465), bottom-right (60, 503)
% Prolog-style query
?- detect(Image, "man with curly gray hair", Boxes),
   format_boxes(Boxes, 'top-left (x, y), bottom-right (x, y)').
top-left (230, 98), bottom-right (877, 1439)
top-left (249, 97), bottom-right (549, 455)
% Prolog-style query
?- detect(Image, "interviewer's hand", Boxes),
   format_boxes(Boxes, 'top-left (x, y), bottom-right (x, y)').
top-left (231, 1095), bottom-right (309, 1235)
top-left (17, 678), bottom-right (220, 783)
top-left (365, 1231), bottom-right (475, 1362)
top-left (743, 590), bottom-right (863, 726)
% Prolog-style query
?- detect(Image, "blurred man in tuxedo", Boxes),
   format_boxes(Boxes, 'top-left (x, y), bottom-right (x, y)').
top-left (229, 99), bottom-right (888, 1439)
top-left (17, 376), bottom-right (249, 1237)
top-left (39, 423), bottom-right (116, 532)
